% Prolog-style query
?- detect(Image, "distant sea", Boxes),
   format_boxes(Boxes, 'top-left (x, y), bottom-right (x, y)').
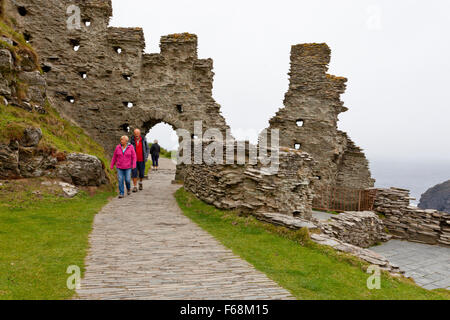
top-left (370, 159), bottom-right (450, 206)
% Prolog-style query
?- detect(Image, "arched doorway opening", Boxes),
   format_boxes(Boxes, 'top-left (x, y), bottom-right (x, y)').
top-left (146, 122), bottom-right (179, 156)
top-left (141, 121), bottom-right (180, 180)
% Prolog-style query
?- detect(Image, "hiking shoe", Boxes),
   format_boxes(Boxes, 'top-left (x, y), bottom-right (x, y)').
top-left (133, 187), bottom-right (138, 193)
top-left (127, 190), bottom-right (131, 196)
top-left (139, 183), bottom-right (143, 191)
top-left (119, 195), bottom-right (124, 199)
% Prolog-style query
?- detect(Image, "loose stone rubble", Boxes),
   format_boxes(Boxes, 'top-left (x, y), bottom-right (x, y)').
top-left (59, 182), bottom-right (79, 198)
top-left (373, 188), bottom-right (450, 246)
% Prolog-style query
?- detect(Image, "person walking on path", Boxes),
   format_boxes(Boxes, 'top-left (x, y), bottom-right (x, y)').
top-left (130, 129), bottom-right (149, 192)
top-left (110, 136), bottom-right (137, 198)
top-left (150, 140), bottom-right (161, 171)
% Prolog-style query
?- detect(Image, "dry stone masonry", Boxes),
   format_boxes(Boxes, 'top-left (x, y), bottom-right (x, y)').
top-left (373, 188), bottom-right (450, 246)
top-left (268, 44), bottom-right (375, 190)
top-left (183, 142), bottom-right (317, 218)
top-left (318, 211), bottom-right (391, 248)
top-left (5, 0), bottom-right (375, 194)
top-left (4, 0), bottom-right (229, 155)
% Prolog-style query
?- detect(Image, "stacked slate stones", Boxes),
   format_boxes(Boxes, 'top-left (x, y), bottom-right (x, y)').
top-left (318, 211), bottom-right (391, 248)
top-left (373, 188), bottom-right (450, 246)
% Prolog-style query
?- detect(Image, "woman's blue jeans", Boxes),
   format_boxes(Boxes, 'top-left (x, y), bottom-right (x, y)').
top-left (117, 168), bottom-right (132, 195)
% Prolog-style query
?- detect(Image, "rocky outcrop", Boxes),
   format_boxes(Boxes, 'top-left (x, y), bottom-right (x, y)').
top-left (0, 126), bottom-right (107, 186)
top-left (0, 37), bottom-right (47, 112)
top-left (56, 153), bottom-right (107, 186)
top-left (373, 188), bottom-right (450, 246)
top-left (318, 211), bottom-right (391, 248)
top-left (419, 180), bottom-right (450, 214)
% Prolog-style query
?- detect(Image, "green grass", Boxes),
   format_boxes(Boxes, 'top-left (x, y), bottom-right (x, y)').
top-left (175, 188), bottom-right (450, 300)
top-left (0, 103), bottom-right (116, 184)
top-left (0, 180), bottom-right (114, 300)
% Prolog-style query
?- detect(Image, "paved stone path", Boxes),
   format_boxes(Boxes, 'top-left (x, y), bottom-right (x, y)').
top-left (76, 159), bottom-right (294, 300)
top-left (312, 210), bottom-right (335, 222)
top-left (371, 240), bottom-right (450, 290)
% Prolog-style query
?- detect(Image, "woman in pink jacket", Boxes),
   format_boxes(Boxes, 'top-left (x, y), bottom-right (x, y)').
top-left (110, 136), bottom-right (137, 198)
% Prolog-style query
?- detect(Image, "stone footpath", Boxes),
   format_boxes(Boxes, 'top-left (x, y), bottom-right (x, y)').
top-left (371, 240), bottom-right (450, 290)
top-left (75, 159), bottom-right (294, 300)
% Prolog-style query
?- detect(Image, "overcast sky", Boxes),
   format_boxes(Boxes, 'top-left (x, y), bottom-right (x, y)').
top-left (110, 0), bottom-right (450, 166)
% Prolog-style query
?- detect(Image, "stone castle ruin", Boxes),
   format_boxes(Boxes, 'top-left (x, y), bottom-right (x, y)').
top-left (3, 0), bottom-right (380, 218)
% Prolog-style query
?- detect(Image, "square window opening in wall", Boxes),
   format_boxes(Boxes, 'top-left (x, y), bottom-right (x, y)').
top-left (192, 135), bottom-right (199, 140)
top-left (176, 104), bottom-right (183, 113)
top-left (296, 119), bottom-right (304, 127)
top-left (294, 143), bottom-right (301, 150)
top-left (42, 65), bottom-right (51, 73)
top-left (122, 74), bottom-right (131, 81)
top-left (79, 72), bottom-right (87, 79)
top-left (66, 96), bottom-right (75, 104)
top-left (18, 6), bottom-right (27, 16)
top-left (114, 46), bottom-right (123, 54)
top-left (70, 39), bottom-right (81, 52)
top-left (123, 102), bottom-right (134, 108)
top-left (120, 124), bottom-right (130, 133)
top-left (316, 176), bottom-right (322, 181)
top-left (23, 33), bottom-right (31, 43)
top-left (83, 20), bottom-right (91, 27)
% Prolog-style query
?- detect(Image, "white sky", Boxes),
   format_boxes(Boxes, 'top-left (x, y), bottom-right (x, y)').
top-left (110, 0), bottom-right (450, 165)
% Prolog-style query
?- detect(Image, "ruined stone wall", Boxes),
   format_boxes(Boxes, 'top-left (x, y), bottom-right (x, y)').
top-left (4, 0), bottom-right (229, 155)
top-left (267, 44), bottom-right (375, 190)
top-left (318, 211), bottom-right (391, 248)
top-left (0, 35), bottom-right (107, 186)
top-left (5, 0), bottom-right (374, 192)
top-left (182, 142), bottom-right (317, 218)
top-left (373, 188), bottom-right (450, 246)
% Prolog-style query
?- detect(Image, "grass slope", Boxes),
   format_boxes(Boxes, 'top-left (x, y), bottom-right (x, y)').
top-left (175, 188), bottom-right (450, 300)
top-left (0, 180), bottom-right (114, 300)
top-left (0, 103), bottom-right (115, 183)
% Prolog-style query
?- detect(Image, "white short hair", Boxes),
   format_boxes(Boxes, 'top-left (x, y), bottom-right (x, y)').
top-left (154, 140), bottom-right (158, 144)
top-left (121, 136), bottom-right (129, 142)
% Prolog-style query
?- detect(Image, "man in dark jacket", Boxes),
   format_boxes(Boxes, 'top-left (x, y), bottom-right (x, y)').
top-left (130, 129), bottom-right (150, 192)
top-left (150, 140), bottom-right (161, 171)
